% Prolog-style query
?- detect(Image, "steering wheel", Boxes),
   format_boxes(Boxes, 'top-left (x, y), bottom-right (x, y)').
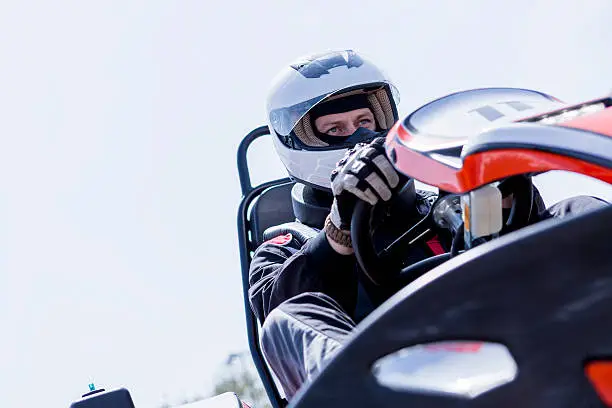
top-left (350, 188), bottom-right (446, 287)
top-left (351, 175), bottom-right (536, 286)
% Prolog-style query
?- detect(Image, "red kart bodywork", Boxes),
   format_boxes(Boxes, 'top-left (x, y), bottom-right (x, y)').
top-left (385, 90), bottom-right (612, 193)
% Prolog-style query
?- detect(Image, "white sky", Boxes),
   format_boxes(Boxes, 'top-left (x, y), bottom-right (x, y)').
top-left (1, 1), bottom-right (611, 407)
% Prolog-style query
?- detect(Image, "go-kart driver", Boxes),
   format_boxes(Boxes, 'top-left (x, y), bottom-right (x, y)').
top-left (248, 49), bottom-right (608, 401)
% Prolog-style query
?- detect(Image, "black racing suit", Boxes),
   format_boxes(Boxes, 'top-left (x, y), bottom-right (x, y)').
top-left (247, 191), bottom-right (608, 400)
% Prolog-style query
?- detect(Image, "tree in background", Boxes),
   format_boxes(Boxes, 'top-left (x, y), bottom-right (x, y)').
top-left (157, 351), bottom-right (271, 408)
top-left (212, 352), bottom-right (270, 408)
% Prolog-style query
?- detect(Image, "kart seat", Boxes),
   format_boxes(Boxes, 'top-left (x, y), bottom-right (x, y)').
top-left (249, 181), bottom-right (296, 247)
top-left (249, 181), bottom-right (332, 247)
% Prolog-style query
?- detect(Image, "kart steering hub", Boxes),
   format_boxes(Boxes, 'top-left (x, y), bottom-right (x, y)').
top-left (350, 181), bottom-right (443, 287)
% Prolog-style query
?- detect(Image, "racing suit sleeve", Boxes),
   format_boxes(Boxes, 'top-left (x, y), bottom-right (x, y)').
top-left (248, 229), bottom-right (358, 325)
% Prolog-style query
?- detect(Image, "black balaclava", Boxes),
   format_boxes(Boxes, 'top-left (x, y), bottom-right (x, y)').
top-left (309, 93), bottom-right (377, 145)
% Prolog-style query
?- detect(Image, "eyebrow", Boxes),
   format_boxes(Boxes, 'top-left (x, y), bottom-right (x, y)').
top-left (324, 113), bottom-right (372, 125)
top-left (322, 120), bottom-right (341, 128)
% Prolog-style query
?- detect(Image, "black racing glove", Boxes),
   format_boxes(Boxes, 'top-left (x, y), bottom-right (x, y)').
top-left (326, 137), bottom-right (402, 246)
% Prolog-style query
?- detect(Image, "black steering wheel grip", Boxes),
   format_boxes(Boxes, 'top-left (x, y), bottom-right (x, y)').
top-left (351, 175), bottom-right (536, 286)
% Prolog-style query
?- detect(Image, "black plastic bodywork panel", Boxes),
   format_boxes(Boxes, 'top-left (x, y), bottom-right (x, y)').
top-left (291, 205), bottom-right (612, 408)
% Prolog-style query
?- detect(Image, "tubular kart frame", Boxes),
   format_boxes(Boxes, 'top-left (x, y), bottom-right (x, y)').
top-left (237, 125), bottom-right (294, 408)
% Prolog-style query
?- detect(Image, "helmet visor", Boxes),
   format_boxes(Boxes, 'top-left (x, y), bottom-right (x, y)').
top-left (266, 52), bottom-right (400, 136)
top-left (269, 82), bottom-right (399, 136)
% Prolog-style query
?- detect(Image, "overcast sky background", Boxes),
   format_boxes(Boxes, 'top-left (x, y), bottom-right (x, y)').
top-left (1, 1), bottom-right (611, 407)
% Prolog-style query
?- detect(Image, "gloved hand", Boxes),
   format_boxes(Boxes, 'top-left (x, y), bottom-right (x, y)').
top-left (324, 136), bottom-right (402, 249)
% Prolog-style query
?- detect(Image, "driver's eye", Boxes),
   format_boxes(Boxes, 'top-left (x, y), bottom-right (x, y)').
top-left (359, 119), bottom-right (372, 125)
top-left (326, 127), bottom-right (339, 135)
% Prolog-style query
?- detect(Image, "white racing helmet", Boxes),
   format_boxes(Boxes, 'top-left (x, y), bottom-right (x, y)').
top-left (266, 49), bottom-right (400, 191)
